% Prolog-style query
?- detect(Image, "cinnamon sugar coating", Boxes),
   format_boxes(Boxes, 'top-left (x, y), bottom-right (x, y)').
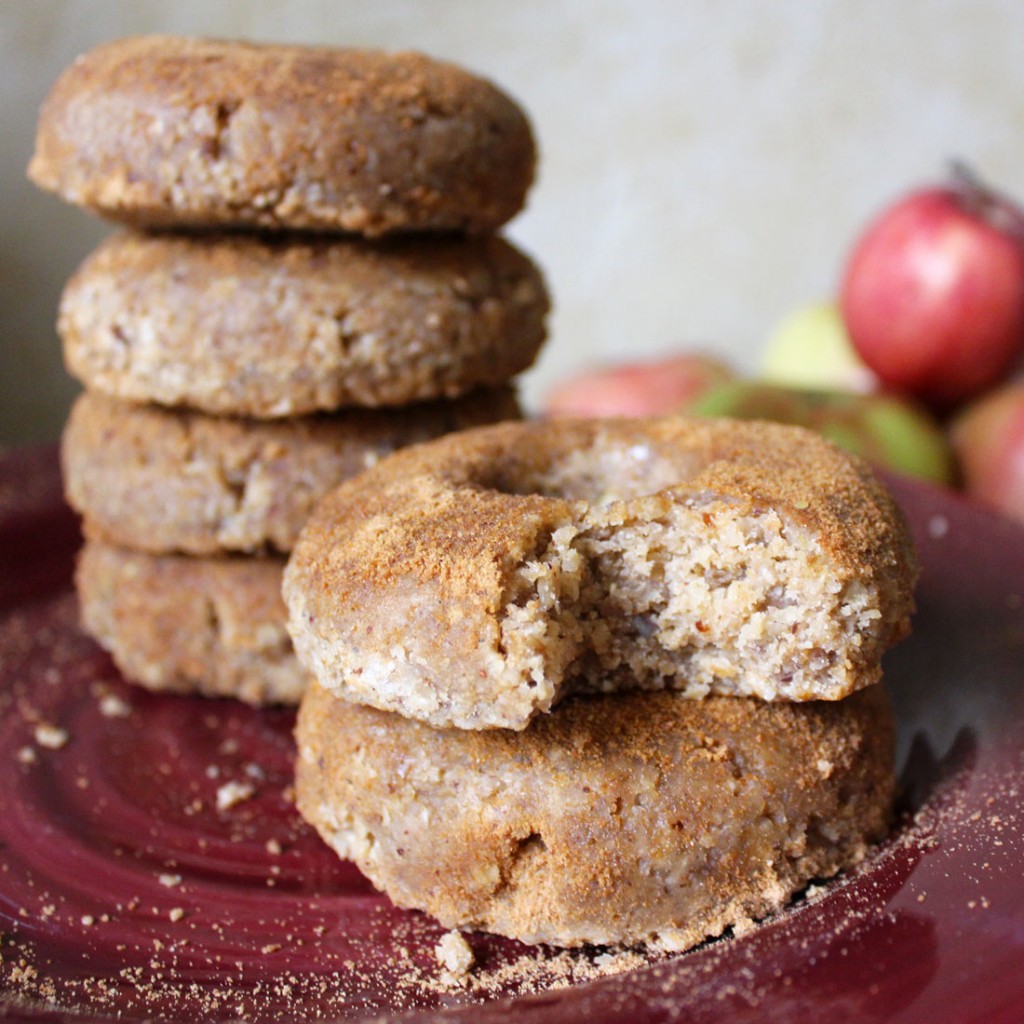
top-left (58, 230), bottom-right (548, 416)
top-left (296, 680), bottom-right (895, 950)
top-left (284, 417), bottom-right (917, 729)
top-left (62, 388), bottom-right (521, 556)
top-left (29, 36), bottom-right (536, 235)
top-left (77, 541), bottom-right (307, 705)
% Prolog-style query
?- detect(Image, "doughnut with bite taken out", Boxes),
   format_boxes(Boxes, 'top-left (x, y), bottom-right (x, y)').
top-left (284, 416), bottom-right (917, 731)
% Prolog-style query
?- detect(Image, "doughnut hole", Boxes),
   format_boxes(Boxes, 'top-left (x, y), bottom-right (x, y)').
top-left (495, 439), bottom-right (885, 704)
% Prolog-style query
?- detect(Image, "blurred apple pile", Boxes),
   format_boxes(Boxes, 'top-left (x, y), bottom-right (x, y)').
top-left (543, 164), bottom-right (1024, 526)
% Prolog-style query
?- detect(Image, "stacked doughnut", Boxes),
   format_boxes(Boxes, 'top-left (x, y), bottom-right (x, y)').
top-left (28, 36), bottom-right (548, 704)
top-left (285, 417), bottom-right (918, 950)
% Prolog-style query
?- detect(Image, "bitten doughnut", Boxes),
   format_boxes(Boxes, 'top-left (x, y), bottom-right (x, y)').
top-left (285, 417), bottom-right (917, 730)
top-left (62, 387), bottom-right (521, 556)
top-left (28, 36), bottom-right (536, 235)
top-left (77, 541), bottom-right (306, 705)
top-left (296, 680), bottom-right (895, 950)
top-left (58, 231), bottom-right (548, 416)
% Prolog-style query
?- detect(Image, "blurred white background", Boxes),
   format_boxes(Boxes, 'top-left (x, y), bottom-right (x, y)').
top-left (4, 0), bottom-right (1024, 443)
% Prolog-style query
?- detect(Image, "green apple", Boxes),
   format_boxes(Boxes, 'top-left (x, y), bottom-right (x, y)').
top-left (761, 303), bottom-right (877, 393)
top-left (687, 380), bottom-right (955, 485)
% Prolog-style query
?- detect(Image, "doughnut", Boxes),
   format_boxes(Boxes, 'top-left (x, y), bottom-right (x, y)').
top-left (77, 541), bottom-right (306, 705)
top-left (62, 387), bottom-right (521, 556)
top-left (28, 36), bottom-right (536, 235)
top-left (58, 231), bottom-right (548, 417)
top-left (284, 417), bottom-right (917, 730)
top-left (296, 679), bottom-right (895, 950)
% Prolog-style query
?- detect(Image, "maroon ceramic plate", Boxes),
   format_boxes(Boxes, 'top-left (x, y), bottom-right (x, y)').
top-left (0, 445), bottom-right (1022, 1023)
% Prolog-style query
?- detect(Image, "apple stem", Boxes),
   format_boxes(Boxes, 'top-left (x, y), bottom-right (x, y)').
top-left (948, 158), bottom-right (1024, 239)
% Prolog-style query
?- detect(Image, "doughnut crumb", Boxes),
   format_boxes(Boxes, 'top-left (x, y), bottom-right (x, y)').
top-left (435, 930), bottom-right (475, 983)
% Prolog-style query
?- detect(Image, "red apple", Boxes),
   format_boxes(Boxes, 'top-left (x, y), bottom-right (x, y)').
top-left (840, 166), bottom-right (1024, 409)
top-left (950, 380), bottom-right (1024, 525)
top-left (542, 353), bottom-right (733, 418)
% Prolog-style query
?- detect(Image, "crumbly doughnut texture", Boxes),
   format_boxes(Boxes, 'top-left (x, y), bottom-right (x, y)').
top-left (77, 541), bottom-right (307, 705)
top-left (28, 36), bottom-right (536, 235)
top-left (285, 417), bottom-right (917, 730)
top-left (58, 231), bottom-right (548, 416)
top-left (62, 388), bottom-right (521, 556)
top-left (296, 680), bottom-right (894, 950)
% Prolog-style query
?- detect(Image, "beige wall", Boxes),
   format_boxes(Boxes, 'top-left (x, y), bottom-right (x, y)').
top-left (4, 0), bottom-right (1024, 443)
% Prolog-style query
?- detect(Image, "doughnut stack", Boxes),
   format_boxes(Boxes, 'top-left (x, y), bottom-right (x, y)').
top-left (285, 417), bottom-right (918, 951)
top-left (28, 36), bottom-right (549, 705)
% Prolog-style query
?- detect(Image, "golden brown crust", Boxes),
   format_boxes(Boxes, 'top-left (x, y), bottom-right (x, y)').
top-left (62, 388), bottom-right (522, 555)
top-left (29, 36), bottom-right (536, 235)
top-left (58, 231), bottom-right (548, 416)
top-left (284, 417), bottom-right (918, 728)
top-left (77, 541), bottom-right (307, 705)
top-left (296, 681), bottom-right (895, 950)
